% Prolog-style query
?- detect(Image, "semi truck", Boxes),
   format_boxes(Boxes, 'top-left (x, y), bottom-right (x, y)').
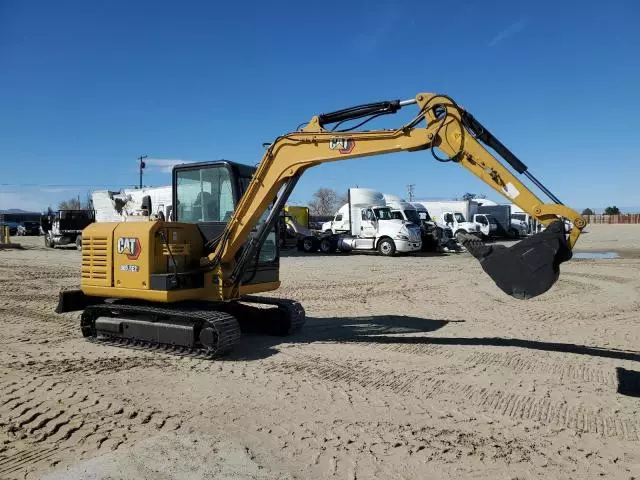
top-left (321, 188), bottom-right (422, 255)
top-left (413, 200), bottom-right (493, 239)
top-left (382, 194), bottom-right (462, 252)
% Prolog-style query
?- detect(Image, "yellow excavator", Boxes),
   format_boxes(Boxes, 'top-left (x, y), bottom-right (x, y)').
top-left (56, 92), bottom-right (586, 358)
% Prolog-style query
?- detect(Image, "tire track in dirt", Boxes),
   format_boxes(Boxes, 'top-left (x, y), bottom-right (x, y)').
top-left (0, 300), bottom-right (80, 338)
top-left (267, 354), bottom-right (639, 441)
top-left (0, 284), bottom-right (54, 296)
top-left (255, 418), bottom-right (545, 478)
top-left (0, 373), bottom-right (183, 478)
top-left (5, 355), bottom-right (175, 376)
top-left (0, 314), bottom-right (78, 347)
top-left (463, 351), bottom-right (617, 387)
top-left (321, 339), bottom-right (617, 389)
top-left (357, 342), bottom-right (456, 360)
top-left (287, 279), bottom-right (441, 303)
top-left (0, 300), bottom-right (72, 323)
top-left (0, 267), bottom-right (78, 282)
top-left (0, 445), bottom-right (63, 479)
top-left (562, 271), bottom-right (635, 285)
top-left (1, 293), bottom-right (62, 303)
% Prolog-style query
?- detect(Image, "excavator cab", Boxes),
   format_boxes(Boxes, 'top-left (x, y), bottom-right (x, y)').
top-left (171, 160), bottom-right (281, 286)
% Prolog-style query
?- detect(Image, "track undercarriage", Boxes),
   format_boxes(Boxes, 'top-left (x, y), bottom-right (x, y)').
top-left (76, 296), bottom-right (305, 359)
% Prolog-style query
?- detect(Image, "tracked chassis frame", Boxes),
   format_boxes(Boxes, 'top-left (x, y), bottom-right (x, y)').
top-left (67, 295), bottom-right (306, 359)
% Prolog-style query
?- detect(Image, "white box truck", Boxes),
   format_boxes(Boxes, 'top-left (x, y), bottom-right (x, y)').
top-left (413, 200), bottom-right (495, 239)
top-left (321, 188), bottom-right (421, 255)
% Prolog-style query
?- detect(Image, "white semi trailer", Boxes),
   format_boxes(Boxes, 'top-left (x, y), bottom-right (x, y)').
top-left (321, 188), bottom-right (421, 256)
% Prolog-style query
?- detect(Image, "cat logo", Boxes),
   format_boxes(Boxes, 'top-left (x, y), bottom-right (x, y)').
top-left (328, 137), bottom-right (355, 154)
top-left (117, 237), bottom-right (142, 260)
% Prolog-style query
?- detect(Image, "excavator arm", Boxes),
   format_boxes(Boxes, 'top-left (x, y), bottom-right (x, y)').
top-left (210, 93), bottom-right (585, 300)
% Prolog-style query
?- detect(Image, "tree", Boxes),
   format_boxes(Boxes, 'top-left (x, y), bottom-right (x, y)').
top-left (461, 192), bottom-right (486, 201)
top-left (58, 197), bottom-right (82, 210)
top-left (581, 208), bottom-right (594, 216)
top-left (604, 206), bottom-right (620, 215)
top-left (57, 194), bottom-right (93, 211)
top-left (84, 191), bottom-right (94, 211)
top-left (308, 188), bottom-right (340, 216)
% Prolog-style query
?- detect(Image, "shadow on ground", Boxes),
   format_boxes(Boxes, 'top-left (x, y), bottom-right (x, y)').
top-left (229, 314), bottom-right (640, 363)
top-left (228, 313), bottom-right (640, 396)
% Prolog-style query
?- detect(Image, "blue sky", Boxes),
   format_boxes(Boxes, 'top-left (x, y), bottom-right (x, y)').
top-left (1, 0), bottom-right (639, 213)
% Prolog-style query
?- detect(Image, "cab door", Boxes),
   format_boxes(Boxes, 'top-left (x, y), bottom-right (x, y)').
top-left (359, 208), bottom-right (378, 238)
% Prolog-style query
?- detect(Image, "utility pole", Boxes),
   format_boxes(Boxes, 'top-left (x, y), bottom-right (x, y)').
top-left (406, 184), bottom-right (415, 202)
top-left (138, 155), bottom-right (147, 188)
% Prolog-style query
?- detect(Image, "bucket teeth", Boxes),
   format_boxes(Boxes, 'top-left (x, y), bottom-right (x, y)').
top-left (459, 220), bottom-right (572, 300)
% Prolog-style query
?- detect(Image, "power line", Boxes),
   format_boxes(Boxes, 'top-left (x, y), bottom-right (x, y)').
top-left (0, 183), bottom-right (134, 188)
top-left (1, 184), bottom-right (118, 187)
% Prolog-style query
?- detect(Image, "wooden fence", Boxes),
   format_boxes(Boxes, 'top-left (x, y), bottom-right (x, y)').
top-left (583, 214), bottom-right (640, 224)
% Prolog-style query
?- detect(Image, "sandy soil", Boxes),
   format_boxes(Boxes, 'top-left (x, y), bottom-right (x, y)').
top-left (1, 224), bottom-right (639, 479)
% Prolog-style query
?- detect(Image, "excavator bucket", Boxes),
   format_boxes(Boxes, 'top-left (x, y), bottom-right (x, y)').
top-left (460, 220), bottom-right (572, 300)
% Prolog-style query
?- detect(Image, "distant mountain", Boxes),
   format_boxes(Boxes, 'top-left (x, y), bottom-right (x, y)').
top-left (0, 208), bottom-right (27, 213)
top-left (0, 208), bottom-right (42, 214)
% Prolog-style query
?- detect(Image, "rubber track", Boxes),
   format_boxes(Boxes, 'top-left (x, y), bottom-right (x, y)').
top-left (82, 302), bottom-right (241, 359)
top-left (240, 295), bottom-right (306, 335)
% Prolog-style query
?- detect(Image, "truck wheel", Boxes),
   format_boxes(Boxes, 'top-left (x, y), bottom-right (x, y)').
top-left (76, 236), bottom-right (82, 250)
top-left (508, 228), bottom-right (519, 239)
top-left (301, 237), bottom-right (318, 253)
top-left (319, 238), bottom-right (334, 254)
top-left (377, 238), bottom-right (396, 256)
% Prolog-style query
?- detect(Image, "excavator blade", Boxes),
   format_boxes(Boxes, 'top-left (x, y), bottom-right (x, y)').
top-left (460, 220), bottom-right (572, 300)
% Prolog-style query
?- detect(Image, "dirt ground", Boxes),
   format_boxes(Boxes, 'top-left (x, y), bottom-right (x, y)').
top-left (1, 224), bottom-right (639, 479)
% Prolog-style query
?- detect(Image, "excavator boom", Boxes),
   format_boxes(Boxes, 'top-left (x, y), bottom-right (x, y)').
top-left (208, 92), bottom-right (584, 300)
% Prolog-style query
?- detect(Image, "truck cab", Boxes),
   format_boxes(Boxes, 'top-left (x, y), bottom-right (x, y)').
top-left (511, 211), bottom-right (533, 236)
top-left (471, 213), bottom-right (498, 238)
top-left (321, 205), bottom-right (350, 233)
top-left (367, 205), bottom-right (422, 254)
top-left (382, 193), bottom-right (458, 252)
top-left (324, 188), bottom-right (422, 255)
top-left (441, 211), bottom-right (485, 238)
top-left (414, 200), bottom-right (493, 239)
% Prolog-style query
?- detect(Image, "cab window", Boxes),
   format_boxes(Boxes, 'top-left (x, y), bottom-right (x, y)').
top-left (176, 166), bottom-right (234, 222)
